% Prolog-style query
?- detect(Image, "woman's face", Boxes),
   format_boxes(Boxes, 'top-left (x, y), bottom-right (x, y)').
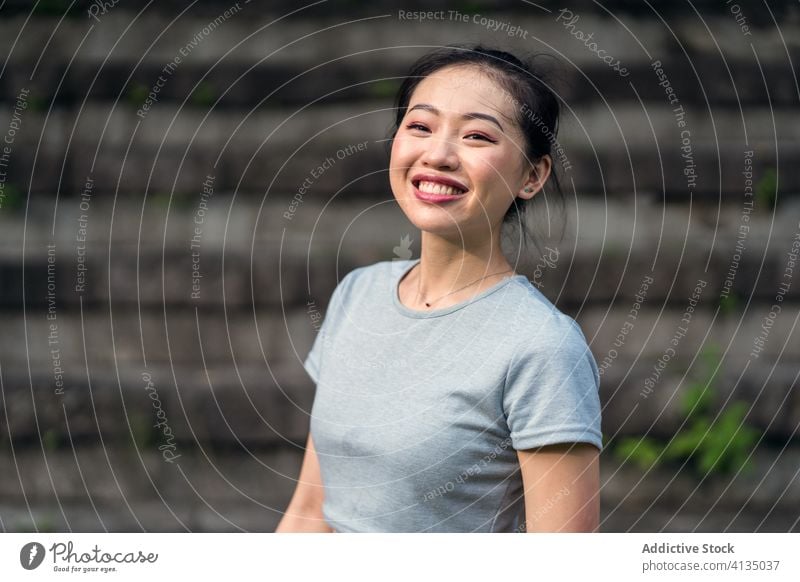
top-left (390, 65), bottom-right (534, 242)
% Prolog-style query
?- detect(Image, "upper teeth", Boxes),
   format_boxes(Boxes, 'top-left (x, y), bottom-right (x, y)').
top-left (417, 180), bottom-right (464, 196)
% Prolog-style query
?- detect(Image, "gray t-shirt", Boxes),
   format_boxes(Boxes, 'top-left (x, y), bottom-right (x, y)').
top-left (304, 259), bottom-right (602, 533)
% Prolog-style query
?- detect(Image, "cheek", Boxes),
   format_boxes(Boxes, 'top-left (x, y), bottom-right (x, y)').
top-left (465, 155), bottom-right (523, 214)
top-left (465, 152), bottom-right (511, 187)
top-left (390, 136), bottom-right (415, 170)
top-left (389, 140), bottom-right (411, 200)
top-left (477, 151), bottom-right (523, 187)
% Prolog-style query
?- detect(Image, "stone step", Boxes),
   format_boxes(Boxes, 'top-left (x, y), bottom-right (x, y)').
top-left (601, 507), bottom-right (800, 533)
top-left (2, 302), bottom-right (797, 369)
top-left (2, 5), bottom-right (795, 76)
top-left (599, 358), bottom-right (799, 439)
top-left (0, 309), bottom-right (319, 368)
top-left (0, 350), bottom-right (797, 445)
top-left (0, 101), bottom-right (796, 197)
top-left (2, 0), bottom-right (795, 20)
top-left (0, 444), bottom-right (797, 532)
top-left (2, 55), bottom-right (795, 109)
top-left (600, 444), bottom-right (800, 516)
top-left (4, 498), bottom-right (796, 532)
top-left (1, 198), bottom-right (799, 308)
top-left (0, 363), bottom-right (316, 446)
top-left (0, 444), bottom-right (301, 506)
top-left (0, 445), bottom-right (301, 532)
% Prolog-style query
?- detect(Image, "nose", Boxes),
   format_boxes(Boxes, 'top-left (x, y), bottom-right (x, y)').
top-left (421, 135), bottom-right (459, 170)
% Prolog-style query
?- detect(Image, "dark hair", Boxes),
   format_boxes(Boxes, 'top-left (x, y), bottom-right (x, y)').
top-left (389, 44), bottom-right (566, 256)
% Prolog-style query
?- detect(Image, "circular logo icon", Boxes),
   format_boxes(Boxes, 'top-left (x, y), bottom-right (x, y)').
top-left (20, 542), bottom-right (46, 570)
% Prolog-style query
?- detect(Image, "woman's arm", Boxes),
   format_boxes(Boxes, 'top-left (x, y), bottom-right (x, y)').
top-left (517, 442), bottom-right (600, 532)
top-left (275, 434), bottom-right (334, 532)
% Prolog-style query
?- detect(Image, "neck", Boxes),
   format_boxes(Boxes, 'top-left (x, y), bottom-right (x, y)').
top-left (414, 230), bottom-right (514, 301)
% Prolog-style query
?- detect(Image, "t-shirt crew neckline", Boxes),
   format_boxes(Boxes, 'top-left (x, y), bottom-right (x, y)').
top-left (392, 258), bottom-right (528, 319)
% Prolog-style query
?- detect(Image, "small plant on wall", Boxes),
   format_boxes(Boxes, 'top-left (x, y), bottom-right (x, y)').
top-left (613, 341), bottom-right (760, 477)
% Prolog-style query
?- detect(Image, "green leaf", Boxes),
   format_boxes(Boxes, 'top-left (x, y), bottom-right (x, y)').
top-left (127, 82), bottom-right (150, 108)
top-left (190, 82), bottom-right (217, 107)
top-left (681, 382), bottom-right (712, 417)
top-left (664, 418), bottom-right (710, 460)
top-left (755, 168), bottom-right (778, 210)
top-left (43, 429), bottom-right (59, 451)
top-left (718, 293), bottom-right (740, 315)
top-left (615, 436), bottom-right (663, 470)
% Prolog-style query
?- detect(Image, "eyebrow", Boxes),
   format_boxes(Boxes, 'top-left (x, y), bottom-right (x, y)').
top-left (408, 103), bottom-right (505, 132)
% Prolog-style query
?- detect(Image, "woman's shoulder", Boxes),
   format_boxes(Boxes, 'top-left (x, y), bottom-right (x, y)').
top-left (504, 277), bottom-right (590, 350)
top-left (502, 279), bottom-right (599, 394)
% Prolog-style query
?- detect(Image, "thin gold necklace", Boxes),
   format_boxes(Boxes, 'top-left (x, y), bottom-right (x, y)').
top-left (415, 265), bottom-right (515, 308)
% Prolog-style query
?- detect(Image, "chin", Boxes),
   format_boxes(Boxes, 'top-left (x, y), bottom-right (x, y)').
top-left (397, 206), bottom-right (473, 240)
top-left (393, 192), bottom-right (454, 225)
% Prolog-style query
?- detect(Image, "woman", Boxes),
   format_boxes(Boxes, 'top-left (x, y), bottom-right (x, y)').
top-left (276, 45), bottom-right (602, 533)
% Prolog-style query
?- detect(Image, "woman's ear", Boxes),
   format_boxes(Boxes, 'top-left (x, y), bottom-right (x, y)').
top-left (518, 155), bottom-right (553, 200)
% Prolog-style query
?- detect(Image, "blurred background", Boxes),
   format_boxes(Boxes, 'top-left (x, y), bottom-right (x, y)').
top-left (0, 0), bottom-right (798, 532)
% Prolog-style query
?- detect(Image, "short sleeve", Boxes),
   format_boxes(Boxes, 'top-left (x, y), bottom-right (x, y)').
top-left (303, 323), bottom-right (324, 384)
top-left (502, 317), bottom-right (603, 451)
top-left (302, 271), bottom-right (352, 384)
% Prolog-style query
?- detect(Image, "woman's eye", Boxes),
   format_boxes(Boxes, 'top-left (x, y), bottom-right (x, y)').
top-left (465, 133), bottom-right (496, 143)
top-left (406, 123), bottom-right (429, 132)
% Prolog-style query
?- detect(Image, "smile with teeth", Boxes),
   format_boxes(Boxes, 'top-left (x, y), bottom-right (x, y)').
top-left (414, 180), bottom-right (467, 196)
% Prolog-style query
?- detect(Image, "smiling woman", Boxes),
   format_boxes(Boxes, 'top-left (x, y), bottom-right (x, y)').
top-left (276, 45), bottom-right (602, 534)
